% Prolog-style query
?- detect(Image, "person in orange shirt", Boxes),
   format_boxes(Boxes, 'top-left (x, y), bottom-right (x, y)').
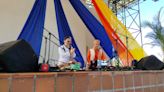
top-left (86, 39), bottom-right (106, 70)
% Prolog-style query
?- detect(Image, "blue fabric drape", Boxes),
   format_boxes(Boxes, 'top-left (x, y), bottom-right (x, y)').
top-left (18, 0), bottom-right (47, 57)
top-left (69, 0), bottom-right (113, 58)
top-left (54, 0), bottom-right (84, 67)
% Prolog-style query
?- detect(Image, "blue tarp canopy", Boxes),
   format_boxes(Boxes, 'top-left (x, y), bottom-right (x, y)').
top-left (18, 0), bottom-right (47, 57)
top-left (70, 0), bottom-right (113, 58)
top-left (54, 0), bottom-right (84, 67)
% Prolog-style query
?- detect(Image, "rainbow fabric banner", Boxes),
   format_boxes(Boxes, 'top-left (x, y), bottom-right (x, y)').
top-left (92, 0), bottom-right (146, 66)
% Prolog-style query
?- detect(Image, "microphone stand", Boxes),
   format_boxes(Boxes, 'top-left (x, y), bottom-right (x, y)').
top-left (44, 37), bottom-right (48, 64)
top-left (114, 39), bottom-right (121, 70)
top-left (40, 37), bottom-right (49, 72)
top-left (114, 29), bottom-right (120, 69)
top-left (47, 32), bottom-right (51, 64)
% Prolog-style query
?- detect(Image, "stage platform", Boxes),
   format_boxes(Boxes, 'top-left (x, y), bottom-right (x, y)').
top-left (0, 71), bottom-right (164, 92)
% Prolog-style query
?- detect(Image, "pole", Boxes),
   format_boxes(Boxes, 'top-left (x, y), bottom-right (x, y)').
top-left (47, 33), bottom-right (51, 64)
top-left (44, 37), bottom-right (48, 64)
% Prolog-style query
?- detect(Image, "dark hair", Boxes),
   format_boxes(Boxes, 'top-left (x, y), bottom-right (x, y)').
top-left (64, 36), bottom-right (71, 40)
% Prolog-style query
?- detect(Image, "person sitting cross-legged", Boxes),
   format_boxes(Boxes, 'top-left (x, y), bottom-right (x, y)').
top-left (57, 36), bottom-right (80, 70)
top-left (86, 39), bottom-right (107, 70)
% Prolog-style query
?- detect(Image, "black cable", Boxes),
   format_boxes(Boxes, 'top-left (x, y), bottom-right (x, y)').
top-left (43, 27), bottom-right (63, 44)
top-left (42, 35), bottom-right (60, 47)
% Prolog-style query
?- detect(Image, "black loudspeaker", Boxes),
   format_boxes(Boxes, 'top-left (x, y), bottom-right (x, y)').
top-left (136, 55), bottom-right (164, 70)
top-left (0, 40), bottom-right (39, 72)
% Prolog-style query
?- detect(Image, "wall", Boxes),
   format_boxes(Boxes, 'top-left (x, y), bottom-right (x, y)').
top-left (0, 71), bottom-right (164, 92)
top-left (0, 0), bottom-right (35, 43)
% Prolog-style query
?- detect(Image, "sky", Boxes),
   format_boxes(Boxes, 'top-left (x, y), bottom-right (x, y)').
top-left (139, 0), bottom-right (164, 60)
